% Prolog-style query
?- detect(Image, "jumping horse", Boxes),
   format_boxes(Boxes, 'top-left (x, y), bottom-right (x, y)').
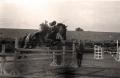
top-left (20, 22), bottom-right (67, 49)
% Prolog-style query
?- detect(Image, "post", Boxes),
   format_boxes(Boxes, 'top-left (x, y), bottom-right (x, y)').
top-left (118, 47), bottom-right (120, 61)
top-left (10, 38), bottom-right (19, 75)
top-left (116, 40), bottom-right (119, 60)
top-left (0, 44), bottom-right (7, 75)
top-left (15, 37), bottom-right (19, 59)
top-left (15, 38), bottom-right (18, 60)
top-left (15, 38), bottom-right (19, 60)
top-left (62, 46), bottom-right (66, 66)
top-left (50, 52), bottom-right (57, 66)
top-left (15, 38), bottom-right (19, 50)
top-left (71, 41), bottom-right (77, 67)
top-left (116, 40), bottom-right (120, 61)
top-left (117, 40), bottom-right (119, 51)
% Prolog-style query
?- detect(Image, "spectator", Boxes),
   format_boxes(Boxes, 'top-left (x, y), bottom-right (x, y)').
top-left (76, 40), bottom-right (84, 67)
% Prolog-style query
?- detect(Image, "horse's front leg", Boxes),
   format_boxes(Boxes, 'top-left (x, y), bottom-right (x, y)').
top-left (23, 41), bottom-right (28, 48)
top-left (24, 41), bottom-right (31, 48)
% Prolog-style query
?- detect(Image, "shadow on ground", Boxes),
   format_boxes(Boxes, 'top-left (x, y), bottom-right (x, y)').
top-left (56, 66), bottom-right (78, 78)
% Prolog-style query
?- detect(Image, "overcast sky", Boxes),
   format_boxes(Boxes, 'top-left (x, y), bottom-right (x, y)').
top-left (0, 0), bottom-right (120, 32)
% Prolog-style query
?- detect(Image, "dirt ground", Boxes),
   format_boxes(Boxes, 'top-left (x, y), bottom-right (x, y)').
top-left (1, 53), bottom-right (120, 78)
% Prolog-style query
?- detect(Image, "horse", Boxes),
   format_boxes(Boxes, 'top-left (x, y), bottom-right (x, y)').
top-left (45, 23), bottom-right (67, 47)
top-left (20, 22), bottom-right (67, 49)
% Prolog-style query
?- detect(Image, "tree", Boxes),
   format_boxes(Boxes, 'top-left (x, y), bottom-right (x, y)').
top-left (75, 27), bottom-right (84, 31)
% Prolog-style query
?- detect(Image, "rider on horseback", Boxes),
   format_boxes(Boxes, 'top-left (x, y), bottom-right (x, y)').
top-left (21, 20), bottom-right (67, 48)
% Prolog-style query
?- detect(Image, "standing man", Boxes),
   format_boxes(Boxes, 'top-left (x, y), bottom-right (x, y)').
top-left (76, 40), bottom-right (84, 67)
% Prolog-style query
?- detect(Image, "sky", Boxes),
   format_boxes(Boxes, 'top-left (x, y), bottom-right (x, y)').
top-left (0, 0), bottom-right (120, 32)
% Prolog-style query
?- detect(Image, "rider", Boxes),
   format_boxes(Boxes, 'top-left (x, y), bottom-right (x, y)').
top-left (48, 21), bottom-right (57, 44)
top-left (49, 21), bottom-right (56, 26)
top-left (49, 21), bottom-right (57, 32)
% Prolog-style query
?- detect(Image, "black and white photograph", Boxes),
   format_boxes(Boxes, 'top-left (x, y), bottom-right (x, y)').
top-left (0, 0), bottom-right (120, 78)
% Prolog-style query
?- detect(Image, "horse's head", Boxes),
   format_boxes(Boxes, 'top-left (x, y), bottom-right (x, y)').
top-left (44, 22), bottom-right (67, 46)
top-left (56, 23), bottom-right (67, 40)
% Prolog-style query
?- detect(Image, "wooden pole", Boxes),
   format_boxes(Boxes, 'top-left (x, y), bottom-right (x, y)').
top-left (15, 37), bottom-right (19, 59)
top-left (62, 46), bottom-right (66, 66)
top-left (10, 38), bottom-right (19, 75)
top-left (116, 40), bottom-right (120, 61)
top-left (117, 40), bottom-right (118, 53)
top-left (15, 38), bottom-right (18, 50)
top-left (117, 47), bottom-right (120, 61)
top-left (1, 44), bottom-right (7, 75)
top-left (71, 41), bottom-right (77, 67)
top-left (50, 51), bottom-right (57, 66)
top-left (15, 38), bottom-right (19, 60)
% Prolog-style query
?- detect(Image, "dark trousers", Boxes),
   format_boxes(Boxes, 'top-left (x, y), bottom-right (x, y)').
top-left (76, 53), bottom-right (83, 67)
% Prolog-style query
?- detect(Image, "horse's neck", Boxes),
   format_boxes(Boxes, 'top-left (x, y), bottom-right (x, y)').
top-left (56, 32), bottom-right (65, 43)
top-left (33, 31), bottom-right (46, 37)
top-left (41, 30), bottom-right (49, 36)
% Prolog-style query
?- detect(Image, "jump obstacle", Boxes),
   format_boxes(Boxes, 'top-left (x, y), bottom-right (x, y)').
top-left (94, 45), bottom-right (103, 59)
top-left (0, 38), bottom-right (78, 77)
top-left (94, 40), bottom-right (120, 61)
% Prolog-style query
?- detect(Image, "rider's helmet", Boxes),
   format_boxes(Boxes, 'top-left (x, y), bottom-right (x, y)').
top-left (49, 21), bottom-right (56, 26)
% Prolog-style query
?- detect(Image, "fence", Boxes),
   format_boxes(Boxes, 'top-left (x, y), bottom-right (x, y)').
top-left (0, 38), bottom-right (77, 77)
